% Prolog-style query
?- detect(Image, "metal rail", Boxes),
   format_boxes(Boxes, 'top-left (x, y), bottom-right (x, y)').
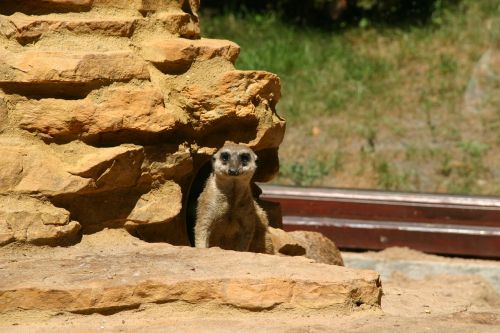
top-left (259, 184), bottom-right (500, 258)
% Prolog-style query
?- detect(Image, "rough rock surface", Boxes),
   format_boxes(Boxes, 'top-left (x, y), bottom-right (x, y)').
top-left (0, 50), bottom-right (150, 85)
top-left (141, 38), bottom-right (240, 73)
top-left (15, 86), bottom-right (178, 141)
top-left (0, 195), bottom-right (80, 246)
top-left (1, 14), bottom-right (138, 43)
top-left (0, 231), bottom-right (382, 314)
top-left (0, 0), bottom-right (284, 246)
top-left (0, 234), bottom-right (498, 332)
top-left (0, 136), bottom-right (143, 196)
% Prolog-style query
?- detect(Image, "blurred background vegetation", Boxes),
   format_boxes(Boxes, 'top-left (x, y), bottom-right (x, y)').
top-left (200, 0), bottom-right (499, 195)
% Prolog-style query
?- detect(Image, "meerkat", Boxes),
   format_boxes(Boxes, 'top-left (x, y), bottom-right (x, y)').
top-left (194, 143), bottom-right (272, 253)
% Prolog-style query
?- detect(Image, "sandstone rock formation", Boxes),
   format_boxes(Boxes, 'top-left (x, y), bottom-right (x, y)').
top-left (0, 230), bottom-right (382, 314)
top-left (0, 0), bottom-right (285, 246)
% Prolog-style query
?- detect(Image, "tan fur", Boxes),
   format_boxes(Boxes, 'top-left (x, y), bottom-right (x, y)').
top-left (195, 144), bottom-right (273, 253)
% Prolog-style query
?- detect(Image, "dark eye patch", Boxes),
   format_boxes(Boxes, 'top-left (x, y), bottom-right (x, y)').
top-left (239, 153), bottom-right (251, 164)
top-left (220, 152), bottom-right (230, 162)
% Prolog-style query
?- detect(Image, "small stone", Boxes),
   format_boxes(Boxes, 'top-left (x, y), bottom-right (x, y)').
top-left (288, 230), bottom-right (344, 266)
top-left (268, 227), bottom-right (306, 256)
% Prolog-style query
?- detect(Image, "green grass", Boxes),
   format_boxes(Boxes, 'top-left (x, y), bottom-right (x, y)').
top-left (279, 151), bottom-right (343, 186)
top-left (201, 1), bottom-right (500, 195)
top-left (203, 12), bottom-right (394, 123)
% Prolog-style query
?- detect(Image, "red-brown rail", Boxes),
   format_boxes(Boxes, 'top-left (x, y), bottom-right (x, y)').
top-left (260, 185), bottom-right (500, 258)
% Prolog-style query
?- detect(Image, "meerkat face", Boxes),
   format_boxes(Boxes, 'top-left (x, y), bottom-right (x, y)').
top-left (212, 144), bottom-right (258, 179)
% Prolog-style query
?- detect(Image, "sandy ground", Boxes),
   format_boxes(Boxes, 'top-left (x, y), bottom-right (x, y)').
top-left (0, 232), bottom-right (499, 332)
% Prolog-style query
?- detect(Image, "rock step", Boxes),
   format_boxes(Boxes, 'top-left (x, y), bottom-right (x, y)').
top-left (0, 0), bottom-right (193, 14)
top-left (0, 13), bottom-right (199, 44)
top-left (0, 137), bottom-right (144, 196)
top-left (1, 0), bottom-right (93, 15)
top-left (0, 50), bottom-right (150, 97)
top-left (142, 38), bottom-right (240, 73)
top-left (13, 86), bottom-right (177, 141)
top-left (0, 244), bottom-right (382, 314)
top-left (0, 50), bottom-right (149, 84)
top-left (1, 15), bottom-right (137, 43)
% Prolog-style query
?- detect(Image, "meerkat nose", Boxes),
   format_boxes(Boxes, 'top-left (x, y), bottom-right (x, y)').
top-left (228, 169), bottom-right (239, 176)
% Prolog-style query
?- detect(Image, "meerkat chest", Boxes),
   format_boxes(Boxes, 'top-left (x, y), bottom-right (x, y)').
top-left (211, 179), bottom-right (256, 225)
top-left (219, 194), bottom-right (255, 226)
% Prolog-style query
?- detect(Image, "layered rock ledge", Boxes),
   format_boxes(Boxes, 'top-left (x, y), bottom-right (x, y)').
top-left (0, 232), bottom-right (382, 314)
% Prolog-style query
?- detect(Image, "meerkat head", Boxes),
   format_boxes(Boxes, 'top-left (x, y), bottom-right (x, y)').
top-left (212, 143), bottom-right (258, 179)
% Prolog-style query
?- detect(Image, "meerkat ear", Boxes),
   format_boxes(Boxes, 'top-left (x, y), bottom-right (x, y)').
top-left (253, 152), bottom-right (258, 161)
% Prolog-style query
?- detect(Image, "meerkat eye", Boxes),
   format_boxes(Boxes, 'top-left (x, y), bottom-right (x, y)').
top-left (220, 152), bottom-right (230, 163)
top-left (239, 153), bottom-right (250, 165)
